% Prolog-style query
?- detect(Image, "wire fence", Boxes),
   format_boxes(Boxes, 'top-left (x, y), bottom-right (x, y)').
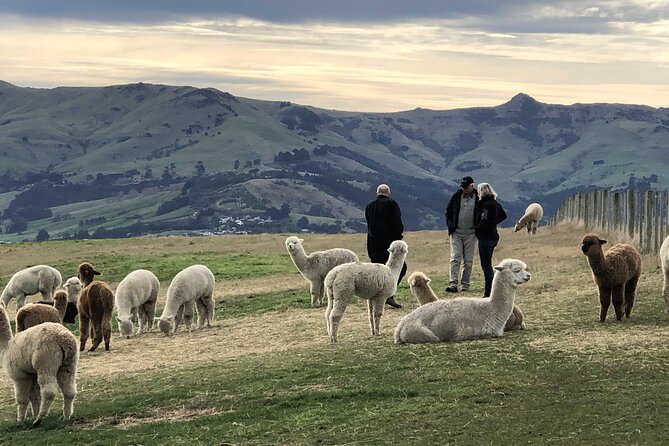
top-left (549, 189), bottom-right (669, 254)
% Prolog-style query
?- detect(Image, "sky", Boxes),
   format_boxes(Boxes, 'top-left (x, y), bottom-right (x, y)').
top-left (1, 0), bottom-right (668, 112)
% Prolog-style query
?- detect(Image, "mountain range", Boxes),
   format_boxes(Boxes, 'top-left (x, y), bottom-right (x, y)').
top-left (0, 80), bottom-right (667, 241)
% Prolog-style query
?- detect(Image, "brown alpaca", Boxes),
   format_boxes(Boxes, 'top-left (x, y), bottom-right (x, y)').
top-left (581, 234), bottom-right (642, 321)
top-left (407, 271), bottom-right (525, 331)
top-left (77, 263), bottom-right (114, 352)
top-left (15, 304), bottom-right (61, 332)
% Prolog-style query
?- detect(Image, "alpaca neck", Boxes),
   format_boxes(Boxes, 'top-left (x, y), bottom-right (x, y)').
top-left (423, 284), bottom-right (439, 302)
top-left (386, 254), bottom-right (406, 281)
top-left (488, 275), bottom-right (516, 312)
top-left (289, 246), bottom-right (309, 270)
top-left (83, 277), bottom-right (93, 287)
top-left (162, 295), bottom-right (182, 319)
top-left (586, 251), bottom-right (610, 277)
top-left (0, 310), bottom-right (13, 356)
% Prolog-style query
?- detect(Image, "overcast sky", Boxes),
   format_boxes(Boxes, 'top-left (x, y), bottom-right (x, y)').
top-left (1, 0), bottom-right (668, 111)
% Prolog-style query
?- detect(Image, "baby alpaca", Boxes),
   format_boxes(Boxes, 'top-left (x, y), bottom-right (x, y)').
top-left (407, 271), bottom-right (525, 331)
top-left (324, 240), bottom-right (408, 343)
top-left (514, 203), bottom-right (544, 235)
top-left (394, 259), bottom-right (531, 344)
top-left (285, 236), bottom-right (359, 306)
top-left (15, 303), bottom-right (62, 332)
top-left (0, 302), bottom-right (79, 427)
top-left (581, 234), bottom-right (641, 321)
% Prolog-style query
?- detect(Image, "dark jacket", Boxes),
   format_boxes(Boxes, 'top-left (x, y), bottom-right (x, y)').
top-left (475, 195), bottom-right (507, 242)
top-left (365, 195), bottom-right (404, 258)
top-left (445, 189), bottom-right (479, 236)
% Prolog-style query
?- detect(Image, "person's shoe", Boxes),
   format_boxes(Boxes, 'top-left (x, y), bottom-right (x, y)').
top-left (461, 286), bottom-right (470, 292)
top-left (445, 285), bottom-right (458, 293)
top-left (386, 296), bottom-right (402, 309)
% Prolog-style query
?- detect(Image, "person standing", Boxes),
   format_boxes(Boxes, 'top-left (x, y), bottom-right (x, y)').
top-left (475, 182), bottom-right (507, 297)
top-left (365, 183), bottom-right (407, 309)
top-left (444, 176), bottom-right (478, 293)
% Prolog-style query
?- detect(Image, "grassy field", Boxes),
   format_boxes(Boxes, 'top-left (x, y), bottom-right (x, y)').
top-left (0, 225), bottom-right (667, 445)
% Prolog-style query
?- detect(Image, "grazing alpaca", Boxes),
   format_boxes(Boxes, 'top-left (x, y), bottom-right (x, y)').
top-left (581, 234), bottom-right (641, 321)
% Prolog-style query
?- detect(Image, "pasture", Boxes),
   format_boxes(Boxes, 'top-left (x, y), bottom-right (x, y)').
top-left (0, 225), bottom-right (667, 445)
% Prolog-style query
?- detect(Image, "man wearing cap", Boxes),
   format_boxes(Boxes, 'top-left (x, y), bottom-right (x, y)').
top-left (444, 176), bottom-right (478, 292)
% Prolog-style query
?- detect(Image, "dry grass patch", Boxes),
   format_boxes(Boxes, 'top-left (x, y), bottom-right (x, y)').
top-left (72, 406), bottom-right (225, 430)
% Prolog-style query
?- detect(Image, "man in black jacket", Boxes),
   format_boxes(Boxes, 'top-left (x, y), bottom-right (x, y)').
top-left (365, 184), bottom-right (406, 309)
top-left (444, 176), bottom-right (479, 293)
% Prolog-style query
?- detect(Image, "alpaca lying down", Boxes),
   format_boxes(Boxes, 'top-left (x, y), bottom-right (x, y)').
top-left (395, 259), bottom-right (531, 344)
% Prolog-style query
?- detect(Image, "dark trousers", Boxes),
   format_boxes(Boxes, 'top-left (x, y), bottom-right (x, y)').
top-left (369, 251), bottom-right (407, 285)
top-left (478, 239), bottom-right (498, 297)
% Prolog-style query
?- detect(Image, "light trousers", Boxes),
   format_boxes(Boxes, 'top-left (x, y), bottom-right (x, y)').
top-left (449, 232), bottom-right (477, 288)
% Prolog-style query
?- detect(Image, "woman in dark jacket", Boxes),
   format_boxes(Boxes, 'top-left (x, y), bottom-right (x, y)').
top-left (475, 182), bottom-right (507, 297)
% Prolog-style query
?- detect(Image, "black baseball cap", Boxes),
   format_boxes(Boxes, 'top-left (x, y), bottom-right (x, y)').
top-left (460, 176), bottom-right (474, 187)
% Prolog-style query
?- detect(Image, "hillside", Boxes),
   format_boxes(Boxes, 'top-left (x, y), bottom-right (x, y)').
top-left (0, 81), bottom-right (667, 240)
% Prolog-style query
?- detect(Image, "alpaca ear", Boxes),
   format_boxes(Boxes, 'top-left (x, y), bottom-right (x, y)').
top-left (116, 317), bottom-right (122, 323)
top-left (426, 277), bottom-right (431, 283)
top-left (494, 265), bottom-right (505, 272)
top-left (299, 238), bottom-right (304, 243)
top-left (93, 270), bottom-right (101, 275)
top-left (599, 239), bottom-right (607, 245)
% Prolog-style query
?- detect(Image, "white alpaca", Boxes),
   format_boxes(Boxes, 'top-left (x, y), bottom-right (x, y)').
top-left (661, 235), bottom-right (669, 314)
top-left (407, 271), bottom-right (526, 331)
top-left (1, 265), bottom-right (62, 309)
top-left (324, 240), bottom-right (408, 343)
top-left (0, 302), bottom-right (79, 427)
top-left (514, 203), bottom-right (544, 235)
top-left (285, 236), bottom-right (359, 306)
top-left (395, 259), bottom-right (530, 344)
top-left (115, 269), bottom-right (160, 338)
top-left (157, 265), bottom-right (215, 336)
top-left (63, 277), bottom-right (82, 304)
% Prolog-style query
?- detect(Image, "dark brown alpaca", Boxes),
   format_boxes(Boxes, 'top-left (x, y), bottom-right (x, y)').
top-left (581, 234), bottom-right (641, 322)
top-left (77, 263), bottom-right (114, 352)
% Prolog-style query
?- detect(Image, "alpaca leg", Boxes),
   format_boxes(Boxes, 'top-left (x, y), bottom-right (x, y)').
top-left (664, 272), bottom-right (669, 315)
top-left (16, 293), bottom-right (27, 309)
top-left (14, 377), bottom-right (32, 422)
top-left (325, 296), bottom-right (334, 336)
top-left (611, 286), bottom-right (625, 321)
top-left (328, 300), bottom-right (349, 343)
top-left (403, 325), bottom-right (441, 344)
top-left (624, 276), bottom-right (639, 318)
top-left (174, 304), bottom-right (185, 332)
top-left (89, 316), bottom-right (104, 352)
top-left (203, 296), bottom-right (215, 327)
top-left (144, 301), bottom-right (156, 332)
top-left (310, 280), bottom-right (323, 307)
top-left (34, 374), bottom-right (59, 427)
top-left (29, 378), bottom-right (40, 417)
top-left (366, 300), bottom-right (375, 335)
top-left (79, 315), bottom-right (90, 351)
top-left (598, 286), bottom-right (612, 322)
top-left (102, 312), bottom-right (112, 351)
top-left (370, 297), bottom-right (385, 336)
top-left (183, 300), bottom-right (195, 332)
top-left (57, 368), bottom-right (77, 420)
top-left (196, 298), bottom-right (207, 329)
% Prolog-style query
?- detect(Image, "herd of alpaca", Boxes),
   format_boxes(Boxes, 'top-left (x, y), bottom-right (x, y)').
top-left (0, 215), bottom-right (665, 426)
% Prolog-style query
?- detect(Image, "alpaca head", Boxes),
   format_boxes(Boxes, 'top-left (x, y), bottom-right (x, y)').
top-left (54, 290), bottom-right (67, 307)
top-left (581, 234), bottom-right (606, 255)
top-left (78, 263), bottom-right (101, 285)
top-left (117, 317), bottom-right (134, 338)
top-left (513, 221), bottom-right (525, 232)
top-left (388, 240), bottom-right (408, 257)
top-left (285, 236), bottom-right (304, 254)
top-left (158, 316), bottom-right (175, 336)
top-left (494, 259), bottom-right (531, 286)
top-left (407, 271), bottom-right (430, 289)
top-left (64, 277), bottom-right (83, 302)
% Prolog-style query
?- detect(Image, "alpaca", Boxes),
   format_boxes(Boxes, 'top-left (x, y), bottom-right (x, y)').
top-left (0, 302), bottom-right (79, 427)
top-left (285, 236), bottom-right (359, 306)
top-left (407, 271), bottom-right (526, 331)
top-left (394, 259), bottom-right (531, 344)
top-left (15, 303), bottom-right (61, 332)
top-left (157, 265), bottom-right (215, 336)
top-left (324, 240), bottom-right (408, 343)
top-left (62, 277), bottom-right (82, 324)
top-left (581, 234), bottom-right (641, 321)
top-left (662, 235), bottom-right (669, 314)
top-left (77, 263), bottom-right (114, 352)
top-left (1, 265), bottom-right (62, 309)
top-left (514, 203), bottom-right (544, 235)
top-left (115, 269), bottom-right (160, 338)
